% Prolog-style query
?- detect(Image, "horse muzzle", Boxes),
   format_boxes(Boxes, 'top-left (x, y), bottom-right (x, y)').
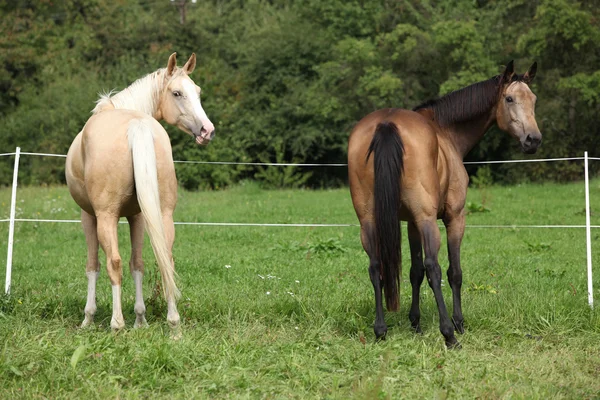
top-left (521, 133), bottom-right (542, 154)
top-left (193, 125), bottom-right (215, 146)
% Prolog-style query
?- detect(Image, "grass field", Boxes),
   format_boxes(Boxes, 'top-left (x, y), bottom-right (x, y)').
top-left (1, 178), bottom-right (599, 399)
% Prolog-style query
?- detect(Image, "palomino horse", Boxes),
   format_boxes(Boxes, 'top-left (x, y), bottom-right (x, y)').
top-left (66, 53), bottom-right (214, 333)
top-left (348, 61), bottom-right (541, 347)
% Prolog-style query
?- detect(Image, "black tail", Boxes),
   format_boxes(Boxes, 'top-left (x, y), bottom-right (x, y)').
top-left (366, 121), bottom-right (404, 312)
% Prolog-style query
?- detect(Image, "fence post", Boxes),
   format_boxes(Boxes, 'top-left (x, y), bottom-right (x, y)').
top-left (5, 147), bottom-right (20, 295)
top-left (584, 151), bottom-right (594, 308)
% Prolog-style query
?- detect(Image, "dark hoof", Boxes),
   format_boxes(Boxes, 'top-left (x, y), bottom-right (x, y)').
top-left (445, 336), bottom-right (461, 349)
top-left (452, 318), bottom-right (465, 334)
top-left (374, 325), bottom-right (387, 341)
top-left (409, 315), bottom-right (421, 334)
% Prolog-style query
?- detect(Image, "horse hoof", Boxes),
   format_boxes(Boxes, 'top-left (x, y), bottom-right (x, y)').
top-left (110, 318), bottom-right (125, 331)
top-left (445, 337), bottom-right (462, 349)
top-left (411, 324), bottom-right (423, 334)
top-left (374, 325), bottom-right (387, 341)
top-left (452, 318), bottom-right (465, 334)
top-left (134, 318), bottom-right (149, 329)
top-left (409, 314), bottom-right (422, 333)
top-left (80, 318), bottom-right (94, 329)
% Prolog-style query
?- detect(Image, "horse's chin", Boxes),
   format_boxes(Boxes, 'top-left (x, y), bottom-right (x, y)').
top-left (521, 146), bottom-right (538, 155)
top-left (195, 135), bottom-right (211, 146)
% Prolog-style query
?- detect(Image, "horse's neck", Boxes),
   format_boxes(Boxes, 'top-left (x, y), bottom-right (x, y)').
top-left (448, 110), bottom-right (496, 159)
top-left (104, 70), bottom-right (165, 119)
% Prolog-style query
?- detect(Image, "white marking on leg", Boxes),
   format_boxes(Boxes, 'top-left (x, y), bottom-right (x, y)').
top-left (110, 284), bottom-right (125, 330)
top-left (81, 271), bottom-right (99, 328)
top-left (132, 270), bottom-right (148, 328)
top-left (167, 297), bottom-right (180, 327)
top-left (167, 297), bottom-right (181, 340)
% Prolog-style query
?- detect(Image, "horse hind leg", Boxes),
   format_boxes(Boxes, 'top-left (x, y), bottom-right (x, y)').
top-left (407, 221), bottom-right (425, 333)
top-left (96, 213), bottom-right (125, 330)
top-left (162, 212), bottom-right (181, 335)
top-left (128, 213), bottom-right (148, 328)
top-left (81, 210), bottom-right (100, 328)
top-left (360, 221), bottom-right (387, 340)
top-left (417, 218), bottom-right (459, 348)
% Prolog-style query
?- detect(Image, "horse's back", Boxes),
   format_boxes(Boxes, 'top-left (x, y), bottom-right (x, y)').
top-left (349, 108), bottom-right (438, 167)
top-left (67, 110), bottom-right (175, 217)
top-left (83, 109), bottom-right (169, 157)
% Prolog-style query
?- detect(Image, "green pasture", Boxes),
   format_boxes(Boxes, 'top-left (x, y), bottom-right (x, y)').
top-left (0, 177), bottom-right (599, 398)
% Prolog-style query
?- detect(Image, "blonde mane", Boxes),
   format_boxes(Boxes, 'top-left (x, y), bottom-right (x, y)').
top-left (92, 68), bottom-right (176, 116)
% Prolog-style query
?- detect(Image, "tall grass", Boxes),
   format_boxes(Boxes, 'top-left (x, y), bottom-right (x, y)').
top-left (0, 180), bottom-right (599, 398)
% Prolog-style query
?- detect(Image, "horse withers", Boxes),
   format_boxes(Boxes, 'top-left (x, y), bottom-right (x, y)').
top-left (348, 61), bottom-right (541, 347)
top-left (66, 53), bottom-right (214, 335)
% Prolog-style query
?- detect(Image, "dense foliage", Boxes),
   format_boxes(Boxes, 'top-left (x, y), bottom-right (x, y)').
top-left (1, 0), bottom-right (598, 188)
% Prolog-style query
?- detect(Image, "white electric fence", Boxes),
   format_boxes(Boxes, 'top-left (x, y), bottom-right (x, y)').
top-left (0, 148), bottom-right (596, 308)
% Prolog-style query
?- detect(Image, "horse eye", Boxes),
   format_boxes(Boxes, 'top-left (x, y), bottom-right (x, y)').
top-left (506, 96), bottom-right (513, 103)
top-left (173, 91), bottom-right (181, 97)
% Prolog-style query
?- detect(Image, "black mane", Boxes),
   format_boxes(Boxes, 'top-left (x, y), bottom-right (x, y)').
top-left (413, 74), bottom-right (525, 126)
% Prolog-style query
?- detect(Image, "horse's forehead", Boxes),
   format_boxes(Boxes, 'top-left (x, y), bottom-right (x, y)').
top-left (182, 77), bottom-right (200, 93)
top-left (167, 73), bottom-right (196, 89)
top-left (505, 81), bottom-right (533, 97)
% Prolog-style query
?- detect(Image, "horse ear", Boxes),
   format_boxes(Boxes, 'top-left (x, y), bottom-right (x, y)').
top-left (182, 53), bottom-right (196, 75)
top-left (500, 60), bottom-right (515, 84)
top-left (166, 52), bottom-right (177, 78)
top-left (523, 61), bottom-right (537, 84)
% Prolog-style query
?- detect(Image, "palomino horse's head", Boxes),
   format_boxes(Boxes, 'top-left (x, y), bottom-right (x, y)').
top-left (495, 61), bottom-right (541, 154)
top-left (159, 53), bottom-right (215, 145)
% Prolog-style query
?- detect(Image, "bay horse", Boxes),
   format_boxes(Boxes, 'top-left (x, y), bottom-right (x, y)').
top-left (348, 61), bottom-right (541, 347)
top-left (66, 53), bottom-right (215, 334)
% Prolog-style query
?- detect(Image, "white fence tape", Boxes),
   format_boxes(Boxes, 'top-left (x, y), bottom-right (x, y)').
top-left (174, 160), bottom-right (349, 166)
top-left (0, 151), bottom-right (588, 166)
top-left (7, 218), bottom-right (600, 230)
top-left (463, 156), bottom-right (584, 164)
top-left (1, 148), bottom-right (597, 307)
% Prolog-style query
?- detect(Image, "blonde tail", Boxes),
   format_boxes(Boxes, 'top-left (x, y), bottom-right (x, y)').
top-left (127, 119), bottom-right (180, 301)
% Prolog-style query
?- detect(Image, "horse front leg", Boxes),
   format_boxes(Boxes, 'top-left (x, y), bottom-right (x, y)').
top-left (407, 221), bottom-right (425, 333)
top-left (444, 212), bottom-right (466, 334)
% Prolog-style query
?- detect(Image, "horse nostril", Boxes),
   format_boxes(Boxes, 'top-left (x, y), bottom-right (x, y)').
top-left (209, 129), bottom-right (216, 139)
top-left (525, 134), bottom-right (541, 146)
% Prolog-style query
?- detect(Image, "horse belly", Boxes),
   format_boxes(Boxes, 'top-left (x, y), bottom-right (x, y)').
top-left (118, 195), bottom-right (142, 217)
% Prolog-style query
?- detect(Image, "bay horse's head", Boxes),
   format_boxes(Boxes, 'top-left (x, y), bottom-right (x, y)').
top-left (159, 52), bottom-right (215, 146)
top-left (495, 61), bottom-right (541, 154)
